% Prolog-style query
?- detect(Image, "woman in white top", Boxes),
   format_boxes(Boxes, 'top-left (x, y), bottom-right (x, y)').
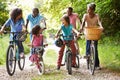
top-left (80, 3), bottom-right (103, 70)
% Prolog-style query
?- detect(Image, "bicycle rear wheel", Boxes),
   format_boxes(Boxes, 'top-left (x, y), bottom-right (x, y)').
top-left (17, 46), bottom-right (25, 70)
top-left (89, 46), bottom-right (96, 75)
top-left (66, 51), bottom-right (72, 75)
top-left (6, 45), bottom-right (16, 76)
top-left (18, 56), bottom-right (25, 70)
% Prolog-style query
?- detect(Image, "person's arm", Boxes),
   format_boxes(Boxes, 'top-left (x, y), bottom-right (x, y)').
top-left (55, 28), bottom-right (62, 38)
top-left (25, 19), bottom-right (29, 30)
top-left (97, 14), bottom-right (104, 30)
top-left (80, 14), bottom-right (86, 32)
top-left (0, 19), bottom-right (10, 34)
top-left (72, 28), bottom-right (80, 36)
top-left (0, 25), bottom-right (6, 34)
top-left (21, 19), bottom-right (27, 32)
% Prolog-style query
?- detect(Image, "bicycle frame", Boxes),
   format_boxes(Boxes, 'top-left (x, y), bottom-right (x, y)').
top-left (6, 32), bottom-right (26, 76)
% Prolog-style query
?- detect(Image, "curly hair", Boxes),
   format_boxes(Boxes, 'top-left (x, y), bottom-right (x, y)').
top-left (32, 25), bottom-right (41, 35)
top-left (10, 8), bottom-right (22, 23)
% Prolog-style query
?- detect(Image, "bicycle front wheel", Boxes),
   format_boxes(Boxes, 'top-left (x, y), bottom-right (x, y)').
top-left (76, 55), bottom-right (80, 68)
top-left (37, 59), bottom-right (45, 75)
top-left (6, 45), bottom-right (16, 76)
top-left (66, 51), bottom-right (72, 75)
top-left (89, 46), bottom-right (96, 75)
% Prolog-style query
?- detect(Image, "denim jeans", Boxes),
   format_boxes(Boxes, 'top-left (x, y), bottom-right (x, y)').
top-left (86, 40), bottom-right (100, 67)
top-left (15, 41), bottom-right (24, 54)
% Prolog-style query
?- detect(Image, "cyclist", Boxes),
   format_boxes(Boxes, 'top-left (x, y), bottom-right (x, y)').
top-left (64, 7), bottom-right (82, 56)
top-left (28, 25), bottom-right (47, 66)
top-left (0, 8), bottom-right (26, 58)
top-left (80, 3), bottom-right (104, 70)
top-left (55, 15), bottom-right (80, 70)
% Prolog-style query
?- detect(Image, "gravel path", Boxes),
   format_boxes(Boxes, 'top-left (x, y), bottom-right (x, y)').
top-left (0, 44), bottom-right (120, 80)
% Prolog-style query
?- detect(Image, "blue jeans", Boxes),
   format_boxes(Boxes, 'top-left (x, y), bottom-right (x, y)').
top-left (15, 41), bottom-right (24, 54)
top-left (86, 40), bottom-right (100, 67)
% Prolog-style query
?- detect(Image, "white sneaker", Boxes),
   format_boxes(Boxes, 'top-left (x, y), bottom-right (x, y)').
top-left (96, 67), bottom-right (101, 70)
top-left (20, 52), bottom-right (25, 58)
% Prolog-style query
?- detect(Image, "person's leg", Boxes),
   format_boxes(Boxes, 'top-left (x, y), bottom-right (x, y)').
top-left (70, 40), bottom-right (77, 66)
top-left (57, 44), bottom-right (65, 69)
top-left (16, 41), bottom-right (24, 57)
top-left (94, 40), bottom-right (100, 67)
top-left (86, 40), bottom-right (91, 55)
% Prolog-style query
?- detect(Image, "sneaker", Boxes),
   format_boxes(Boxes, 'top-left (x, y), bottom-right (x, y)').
top-left (20, 52), bottom-right (25, 58)
top-left (96, 67), bottom-right (101, 70)
top-left (83, 54), bottom-right (90, 59)
top-left (57, 66), bottom-right (60, 70)
top-left (72, 65), bottom-right (77, 68)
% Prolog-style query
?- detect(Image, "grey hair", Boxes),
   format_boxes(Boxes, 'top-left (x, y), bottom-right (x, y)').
top-left (87, 3), bottom-right (96, 11)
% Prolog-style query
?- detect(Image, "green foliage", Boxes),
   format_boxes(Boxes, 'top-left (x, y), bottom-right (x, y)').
top-left (0, 0), bottom-right (9, 26)
top-left (99, 36), bottom-right (120, 71)
top-left (0, 35), bottom-right (9, 65)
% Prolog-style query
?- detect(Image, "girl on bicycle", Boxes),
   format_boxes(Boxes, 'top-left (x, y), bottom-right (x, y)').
top-left (28, 25), bottom-right (47, 65)
top-left (55, 15), bottom-right (80, 70)
top-left (0, 8), bottom-right (26, 58)
top-left (80, 3), bottom-right (104, 69)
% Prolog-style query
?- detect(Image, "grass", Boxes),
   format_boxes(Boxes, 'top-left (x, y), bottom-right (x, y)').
top-left (78, 36), bottom-right (120, 71)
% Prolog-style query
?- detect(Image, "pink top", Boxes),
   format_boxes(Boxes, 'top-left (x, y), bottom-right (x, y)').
top-left (32, 34), bottom-right (43, 47)
top-left (69, 13), bottom-right (78, 29)
top-left (64, 13), bottom-right (78, 29)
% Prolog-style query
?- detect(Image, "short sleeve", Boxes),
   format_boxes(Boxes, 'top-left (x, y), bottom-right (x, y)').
top-left (4, 18), bottom-right (11, 27)
top-left (26, 14), bottom-right (31, 20)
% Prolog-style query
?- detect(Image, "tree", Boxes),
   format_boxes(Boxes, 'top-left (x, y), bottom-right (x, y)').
top-left (0, 0), bottom-right (8, 26)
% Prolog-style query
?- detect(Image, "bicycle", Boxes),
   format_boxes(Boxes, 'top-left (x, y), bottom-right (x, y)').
top-left (84, 27), bottom-right (102, 75)
top-left (5, 31), bottom-right (27, 76)
top-left (29, 44), bottom-right (47, 75)
top-left (58, 34), bottom-right (80, 75)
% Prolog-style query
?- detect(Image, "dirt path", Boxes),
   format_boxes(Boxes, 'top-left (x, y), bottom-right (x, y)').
top-left (0, 44), bottom-right (120, 80)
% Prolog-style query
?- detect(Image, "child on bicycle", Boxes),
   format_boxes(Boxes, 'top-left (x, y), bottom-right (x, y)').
top-left (0, 8), bottom-right (26, 58)
top-left (55, 15), bottom-right (80, 70)
top-left (80, 3), bottom-right (104, 69)
top-left (28, 25), bottom-right (47, 65)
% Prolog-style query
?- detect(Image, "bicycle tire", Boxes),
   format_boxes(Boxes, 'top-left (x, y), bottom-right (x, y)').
top-left (66, 51), bottom-right (72, 75)
top-left (16, 45), bottom-right (25, 70)
top-left (76, 55), bottom-right (80, 68)
top-left (6, 45), bottom-right (16, 76)
top-left (89, 46), bottom-right (96, 75)
top-left (18, 56), bottom-right (25, 70)
top-left (37, 60), bottom-right (45, 75)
